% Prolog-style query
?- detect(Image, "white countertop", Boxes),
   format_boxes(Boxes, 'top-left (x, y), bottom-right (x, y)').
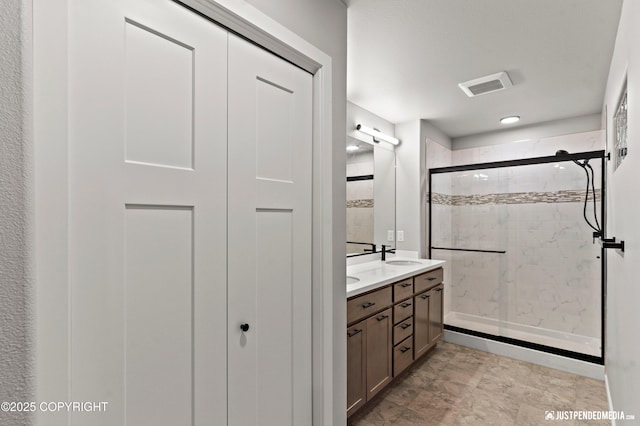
top-left (346, 257), bottom-right (446, 298)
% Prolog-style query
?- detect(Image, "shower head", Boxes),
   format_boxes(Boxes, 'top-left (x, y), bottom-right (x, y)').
top-left (556, 149), bottom-right (588, 168)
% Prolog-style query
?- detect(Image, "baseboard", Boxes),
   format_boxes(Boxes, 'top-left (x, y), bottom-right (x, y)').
top-left (605, 372), bottom-right (615, 426)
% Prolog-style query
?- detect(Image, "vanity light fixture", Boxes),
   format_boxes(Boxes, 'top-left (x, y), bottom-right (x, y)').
top-left (500, 115), bottom-right (520, 124)
top-left (356, 124), bottom-right (400, 145)
top-left (346, 145), bottom-right (359, 152)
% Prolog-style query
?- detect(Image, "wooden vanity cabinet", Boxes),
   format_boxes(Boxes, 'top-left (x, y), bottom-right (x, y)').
top-left (429, 284), bottom-right (444, 345)
top-left (347, 267), bottom-right (444, 417)
top-left (347, 322), bottom-right (366, 416)
top-left (393, 336), bottom-right (413, 376)
top-left (346, 286), bottom-right (393, 417)
top-left (347, 286), bottom-right (392, 324)
top-left (414, 280), bottom-right (444, 359)
top-left (413, 290), bottom-right (431, 359)
top-left (365, 308), bottom-right (393, 400)
top-left (392, 278), bottom-right (414, 376)
top-left (414, 267), bottom-right (443, 293)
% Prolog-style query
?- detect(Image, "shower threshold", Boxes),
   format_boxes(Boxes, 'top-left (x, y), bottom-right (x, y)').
top-left (445, 311), bottom-right (601, 361)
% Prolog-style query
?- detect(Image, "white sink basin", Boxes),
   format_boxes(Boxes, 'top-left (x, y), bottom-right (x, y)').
top-left (386, 260), bottom-right (422, 266)
top-left (346, 276), bottom-right (360, 285)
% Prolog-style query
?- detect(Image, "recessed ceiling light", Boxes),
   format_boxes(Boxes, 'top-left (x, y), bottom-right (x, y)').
top-left (500, 115), bottom-right (520, 124)
top-left (346, 145), bottom-right (359, 152)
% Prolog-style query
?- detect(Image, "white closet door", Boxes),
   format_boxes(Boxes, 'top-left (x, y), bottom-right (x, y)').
top-left (227, 34), bottom-right (313, 426)
top-left (68, 0), bottom-right (227, 424)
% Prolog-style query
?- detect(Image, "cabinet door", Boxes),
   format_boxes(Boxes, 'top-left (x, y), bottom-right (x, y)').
top-left (347, 322), bottom-right (367, 417)
top-left (414, 291), bottom-right (430, 359)
top-left (429, 285), bottom-right (444, 345)
top-left (366, 308), bottom-right (393, 400)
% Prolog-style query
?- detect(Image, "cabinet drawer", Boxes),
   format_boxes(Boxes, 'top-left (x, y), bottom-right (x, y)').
top-left (393, 299), bottom-right (413, 324)
top-left (347, 286), bottom-right (392, 325)
top-left (414, 268), bottom-right (443, 293)
top-left (393, 280), bottom-right (413, 302)
top-left (393, 317), bottom-right (413, 345)
top-left (393, 336), bottom-right (413, 376)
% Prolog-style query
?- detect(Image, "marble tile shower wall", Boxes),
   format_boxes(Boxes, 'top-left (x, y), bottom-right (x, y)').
top-left (428, 130), bottom-right (605, 341)
top-left (451, 130), bottom-right (604, 166)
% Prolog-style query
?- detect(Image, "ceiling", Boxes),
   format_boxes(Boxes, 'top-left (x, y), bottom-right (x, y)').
top-left (346, 0), bottom-right (623, 138)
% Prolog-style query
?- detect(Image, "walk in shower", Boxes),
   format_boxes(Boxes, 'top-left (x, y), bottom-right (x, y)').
top-left (429, 150), bottom-right (605, 363)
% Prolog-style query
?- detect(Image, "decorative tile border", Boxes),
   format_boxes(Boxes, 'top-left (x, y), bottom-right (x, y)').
top-left (347, 199), bottom-right (374, 208)
top-left (430, 192), bottom-right (452, 205)
top-left (430, 189), bottom-right (601, 206)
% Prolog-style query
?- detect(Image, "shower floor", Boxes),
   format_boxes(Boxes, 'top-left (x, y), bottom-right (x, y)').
top-left (445, 311), bottom-right (601, 358)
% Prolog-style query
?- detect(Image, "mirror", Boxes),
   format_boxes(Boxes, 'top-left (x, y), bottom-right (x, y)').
top-left (346, 136), bottom-right (396, 256)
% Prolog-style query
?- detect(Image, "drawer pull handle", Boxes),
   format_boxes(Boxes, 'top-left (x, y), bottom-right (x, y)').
top-left (400, 346), bottom-right (411, 353)
top-left (401, 302), bottom-right (411, 308)
top-left (362, 302), bottom-right (376, 309)
top-left (376, 314), bottom-right (389, 321)
top-left (436, 288), bottom-right (443, 292)
top-left (348, 329), bottom-right (363, 338)
top-left (427, 277), bottom-right (437, 281)
top-left (401, 283), bottom-right (412, 288)
top-left (401, 323), bottom-right (411, 329)
top-left (421, 294), bottom-right (429, 299)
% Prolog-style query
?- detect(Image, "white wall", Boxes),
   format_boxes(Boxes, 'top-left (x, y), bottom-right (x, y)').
top-left (395, 120), bottom-right (422, 254)
top-left (347, 100), bottom-right (395, 144)
top-left (453, 113), bottom-right (602, 150)
top-left (422, 119), bottom-right (453, 150)
top-left (0, 1), bottom-right (33, 425)
top-left (395, 119), bottom-right (452, 257)
top-left (602, 0), bottom-right (640, 416)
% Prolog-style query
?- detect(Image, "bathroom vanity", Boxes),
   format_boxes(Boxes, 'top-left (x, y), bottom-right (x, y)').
top-left (346, 259), bottom-right (445, 417)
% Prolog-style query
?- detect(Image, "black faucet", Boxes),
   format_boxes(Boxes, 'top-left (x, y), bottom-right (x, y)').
top-left (381, 244), bottom-right (396, 261)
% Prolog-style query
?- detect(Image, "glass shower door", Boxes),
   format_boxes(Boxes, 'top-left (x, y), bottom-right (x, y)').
top-left (501, 160), bottom-right (602, 357)
top-left (431, 167), bottom-right (509, 340)
top-left (430, 151), bottom-right (604, 361)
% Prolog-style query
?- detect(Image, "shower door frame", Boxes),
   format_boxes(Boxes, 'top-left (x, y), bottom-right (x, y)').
top-left (428, 149), bottom-right (606, 365)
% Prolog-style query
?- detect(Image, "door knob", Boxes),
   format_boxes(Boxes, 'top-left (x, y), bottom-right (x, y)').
top-left (240, 323), bottom-right (250, 332)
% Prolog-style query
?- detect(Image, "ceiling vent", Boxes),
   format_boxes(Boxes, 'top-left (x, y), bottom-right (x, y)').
top-left (458, 71), bottom-right (513, 97)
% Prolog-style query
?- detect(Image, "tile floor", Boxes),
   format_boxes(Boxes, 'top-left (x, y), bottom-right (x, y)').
top-left (349, 342), bottom-right (609, 426)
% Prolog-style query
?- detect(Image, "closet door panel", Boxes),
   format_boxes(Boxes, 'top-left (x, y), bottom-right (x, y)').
top-left (68, 0), bottom-right (227, 423)
top-left (227, 34), bottom-right (313, 426)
